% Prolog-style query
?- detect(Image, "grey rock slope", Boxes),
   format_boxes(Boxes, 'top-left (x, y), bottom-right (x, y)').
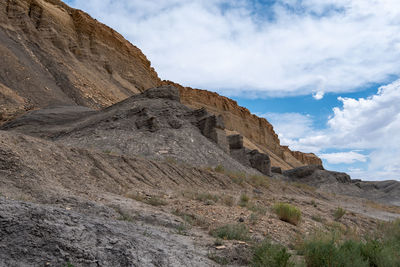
top-left (0, 198), bottom-right (214, 267)
top-left (2, 86), bottom-right (258, 174)
top-left (0, 129), bottom-right (236, 266)
top-left (283, 165), bottom-right (400, 206)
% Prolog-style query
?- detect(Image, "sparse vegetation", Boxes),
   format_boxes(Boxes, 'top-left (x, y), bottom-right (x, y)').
top-left (248, 175), bottom-right (270, 189)
top-left (311, 200), bottom-right (317, 207)
top-left (165, 157), bottom-right (177, 164)
top-left (239, 193), bottom-right (250, 207)
top-left (145, 196), bottom-right (167, 206)
top-left (333, 207), bottom-right (346, 221)
top-left (291, 182), bottom-right (316, 192)
top-left (214, 238), bottom-right (224, 246)
top-left (273, 203), bottom-right (302, 226)
top-left (176, 223), bottom-right (189, 235)
top-left (221, 195), bottom-right (235, 206)
top-left (248, 203), bottom-right (267, 215)
top-left (214, 164), bottom-right (225, 173)
top-left (210, 224), bottom-right (250, 241)
top-left (311, 215), bottom-right (323, 223)
top-left (249, 213), bottom-right (260, 225)
top-left (172, 210), bottom-right (209, 228)
top-left (208, 252), bottom-right (229, 265)
top-left (195, 192), bottom-right (219, 204)
top-left (115, 207), bottom-right (134, 222)
top-left (228, 171), bottom-right (246, 186)
top-left (252, 239), bottom-right (294, 267)
top-left (125, 192), bottom-right (167, 206)
top-left (301, 219), bottom-right (400, 267)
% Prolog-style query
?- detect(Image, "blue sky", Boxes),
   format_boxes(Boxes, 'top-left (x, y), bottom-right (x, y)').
top-left (65, 0), bottom-right (400, 181)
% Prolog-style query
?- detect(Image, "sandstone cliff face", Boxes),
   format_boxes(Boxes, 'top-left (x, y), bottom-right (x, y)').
top-left (0, 0), bottom-right (322, 168)
top-left (163, 81), bottom-right (322, 169)
top-left (0, 0), bottom-right (161, 122)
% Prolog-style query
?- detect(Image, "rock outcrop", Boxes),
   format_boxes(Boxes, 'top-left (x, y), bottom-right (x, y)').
top-left (228, 134), bottom-right (271, 176)
top-left (165, 81), bottom-right (322, 170)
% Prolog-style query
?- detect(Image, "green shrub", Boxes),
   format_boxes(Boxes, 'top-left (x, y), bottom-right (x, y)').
top-left (333, 207), bottom-right (346, 221)
top-left (273, 203), bottom-right (302, 226)
top-left (302, 231), bottom-right (400, 267)
top-left (210, 224), bottom-right (250, 241)
top-left (214, 165), bottom-right (225, 173)
top-left (239, 193), bottom-right (250, 207)
top-left (252, 239), bottom-right (294, 267)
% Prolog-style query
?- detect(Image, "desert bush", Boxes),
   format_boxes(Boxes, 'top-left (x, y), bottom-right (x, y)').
top-left (333, 207), bottom-right (346, 221)
top-left (221, 195), bottom-right (235, 206)
top-left (210, 224), bottom-right (250, 241)
top-left (239, 193), bottom-right (250, 207)
top-left (273, 203), bottom-right (302, 226)
top-left (214, 164), bottom-right (225, 173)
top-left (302, 224), bottom-right (400, 267)
top-left (172, 210), bottom-right (209, 228)
top-left (248, 175), bottom-right (269, 189)
top-left (228, 171), bottom-right (246, 186)
top-left (252, 239), bottom-right (294, 267)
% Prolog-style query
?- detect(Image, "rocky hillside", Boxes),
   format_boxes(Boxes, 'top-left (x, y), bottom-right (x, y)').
top-left (0, 0), bottom-right (161, 121)
top-left (0, 0), bottom-right (322, 170)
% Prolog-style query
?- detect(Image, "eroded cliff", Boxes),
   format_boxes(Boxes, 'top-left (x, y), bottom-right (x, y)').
top-left (0, 0), bottom-right (161, 122)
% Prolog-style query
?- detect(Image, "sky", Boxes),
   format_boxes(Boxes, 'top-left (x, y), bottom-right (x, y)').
top-left (65, 0), bottom-right (400, 181)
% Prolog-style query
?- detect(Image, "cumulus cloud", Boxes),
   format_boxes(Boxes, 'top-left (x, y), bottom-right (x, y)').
top-left (312, 91), bottom-right (325, 100)
top-left (66, 0), bottom-right (400, 97)
top-left (263, 79), bottom-right (400, 180)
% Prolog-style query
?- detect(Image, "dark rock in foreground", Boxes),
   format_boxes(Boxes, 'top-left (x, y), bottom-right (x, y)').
top-left (0, 198), bottom-right (212, 267)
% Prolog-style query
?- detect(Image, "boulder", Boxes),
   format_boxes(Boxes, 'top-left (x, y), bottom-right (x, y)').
top-left (197, 115), bottom-right (229, 153)
top-left (247, 150), bottom-right (271, 176)
top-left (271, 167), bottom-right (282, 174)
top-left (228, 134), bottom-right (243, 150)
top-left (283, 165), bottom-right (324, 179)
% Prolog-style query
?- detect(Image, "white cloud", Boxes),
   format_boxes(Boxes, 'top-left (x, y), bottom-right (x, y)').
top-left (320, 151), bottom-right (368, 164)
top-left (312, 91), bottom-right (325, 100)
top-left (67, 0), bottom-right (400, 97)
top-left (262, 79), bottom-right (400, 180)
